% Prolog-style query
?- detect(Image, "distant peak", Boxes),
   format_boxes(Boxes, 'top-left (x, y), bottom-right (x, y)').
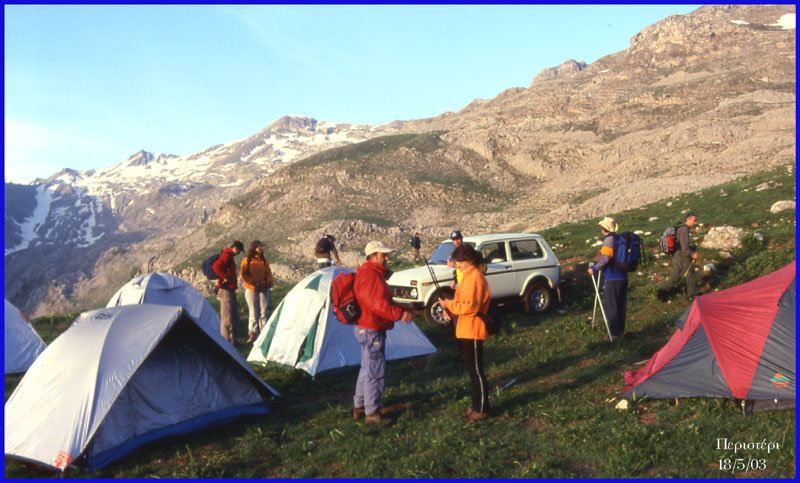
top-left (530, 59), bottom-right (587, 85)
top-left (124, 150), bottom-right (154, 166)
top-left (122, 150), bottom-right (176, 167)
top-left (267, 115), bottom-right (319, 132)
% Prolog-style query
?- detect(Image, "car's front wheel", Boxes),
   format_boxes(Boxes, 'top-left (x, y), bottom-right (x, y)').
top-left (424, 288), bottom-right (454, 325)
top-left (523, 282), bottom-right (551, 313)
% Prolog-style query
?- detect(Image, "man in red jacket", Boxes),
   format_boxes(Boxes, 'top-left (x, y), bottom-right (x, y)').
top-left (212, 240), bottom-right (244, 345)
top-left (352, 241), bottom-right (414, 424)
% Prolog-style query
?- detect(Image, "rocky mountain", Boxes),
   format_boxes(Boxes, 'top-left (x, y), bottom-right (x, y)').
top-left (4, 4), bottom-right (795, 317)
top-left (4, 117), bottom-right (403, 313)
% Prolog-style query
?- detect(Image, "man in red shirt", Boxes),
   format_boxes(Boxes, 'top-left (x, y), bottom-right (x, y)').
top-left (352, 241), bottom-right (414, 424)
top-left (212, 240), bottom-right (244, 345)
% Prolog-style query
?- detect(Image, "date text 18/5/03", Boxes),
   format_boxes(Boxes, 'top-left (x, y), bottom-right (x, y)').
top-left (718, 458), bottom-right (766, 474)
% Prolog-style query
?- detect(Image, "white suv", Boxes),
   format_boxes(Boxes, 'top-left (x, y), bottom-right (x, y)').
top-left (389, 233), bottom-right (561, 324)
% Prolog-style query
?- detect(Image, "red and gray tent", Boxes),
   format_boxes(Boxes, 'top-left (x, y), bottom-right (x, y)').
top-left (623, 262), bottom-right (795, 408)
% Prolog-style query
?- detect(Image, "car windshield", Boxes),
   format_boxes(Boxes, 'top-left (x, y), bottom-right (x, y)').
top-left (427, 241), bottom-right (476, 264)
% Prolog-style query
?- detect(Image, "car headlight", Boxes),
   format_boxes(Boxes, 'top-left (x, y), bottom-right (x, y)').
top-left (391, 286), bottom-right (418, 300)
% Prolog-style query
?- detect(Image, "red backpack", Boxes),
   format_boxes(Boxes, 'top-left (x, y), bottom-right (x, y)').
top-left (330, 272), bottom-right (361, 325)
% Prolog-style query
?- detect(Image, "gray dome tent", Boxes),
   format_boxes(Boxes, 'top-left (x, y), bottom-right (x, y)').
top-left (106, 272), bottom-right (220, 333)
top-left (4, 304), bottom-right (279, 472)
top-left (4, 299), bottom-right (46, 374)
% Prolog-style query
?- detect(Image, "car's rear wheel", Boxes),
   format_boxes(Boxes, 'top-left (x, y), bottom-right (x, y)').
top-left (523, 282), bottom-right (551, 313)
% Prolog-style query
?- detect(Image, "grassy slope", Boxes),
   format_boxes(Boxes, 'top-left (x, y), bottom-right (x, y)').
top-left (5, 165), bottom-right (796, 478)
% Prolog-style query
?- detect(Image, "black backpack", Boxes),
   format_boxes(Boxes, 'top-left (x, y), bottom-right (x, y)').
top-left (479, 304), bottom-right (504, 336)
top-left (613, 231), bottom-right (642, 273)
top-left (201, 253), bottom-right (221, 280)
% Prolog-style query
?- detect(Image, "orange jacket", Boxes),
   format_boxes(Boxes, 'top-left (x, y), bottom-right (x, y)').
top-left (241, 255), bottom-right (274, 291)
top-left (449, 265), bottom-right (491, 340)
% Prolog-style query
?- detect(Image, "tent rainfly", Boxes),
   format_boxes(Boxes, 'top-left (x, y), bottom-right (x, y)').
top-left (106, 272), bottom-right (220, 333)
top-left (248, 266), bottom-right (437, 376)
top-left (4, 304), bottom-right (280, 472)
top-left (623, 262), bottom-right (796, 411)
top-left (4, 299), bottom-right (47, 374)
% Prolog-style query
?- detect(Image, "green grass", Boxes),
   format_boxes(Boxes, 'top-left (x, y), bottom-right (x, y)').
top-left (289, 131), bottom-right (446, 171)
top-left (572, 187), bottom-right (610, 205)
top-left (5, 165), bottom-right (796, 478)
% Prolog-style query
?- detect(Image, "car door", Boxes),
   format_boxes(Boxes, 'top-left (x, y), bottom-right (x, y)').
top-left (478, 241), bottom-right (517, 298)
top-left (509, 238), bottom-right (553, 291)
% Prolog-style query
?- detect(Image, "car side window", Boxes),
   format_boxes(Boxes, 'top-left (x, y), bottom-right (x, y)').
top-left (480, 242), bottom-right (507, 263)
top-left (510, 240), bottom-right (543, 260)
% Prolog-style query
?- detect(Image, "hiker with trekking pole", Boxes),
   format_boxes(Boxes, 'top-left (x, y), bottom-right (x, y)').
top-left (587, 217), bottom-right (630, 342)
top-left (657, 213), bottom-right (699, 302)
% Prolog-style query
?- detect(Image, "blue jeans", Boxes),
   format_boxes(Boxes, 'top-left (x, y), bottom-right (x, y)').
top-left (353, 327), bottom-right (386, 415)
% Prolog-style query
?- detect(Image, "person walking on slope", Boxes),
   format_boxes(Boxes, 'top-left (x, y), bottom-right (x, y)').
top-left (241, 240), bottom-right (274, 344)
top-left (439, 244), bottom-right (492, 420)
top-left (352, 241), bottom-right (415, 424)
top-left (410, 232), bottom-right (422, 262)
top-left (587, 217), bottom-right (628, 340)
top-left (657, 213), bottom-right (699, 301)
top-left (315, 234), bottom-right (341, 269)
top-left (213, 240), bottom-right (245, 345)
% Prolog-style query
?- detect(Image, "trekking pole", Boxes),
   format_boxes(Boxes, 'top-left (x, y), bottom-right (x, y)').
top-left (590, 265), bottom-right (601, 327)
top-left (425, 258), bottom-right (441, 291)
top-left (491, 377), bottom-right (519, 399)
top-left (425, 258), bottom-right (453, 326)
top-left (590, 270), bottom-right (614, 342)
top-left (682, 257), bottom-right (697, 279)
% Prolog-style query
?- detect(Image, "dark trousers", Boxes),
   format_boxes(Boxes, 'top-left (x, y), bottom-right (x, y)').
top-left (661, 252), bottom-right (697, 298)
top-left (460, 339), bottom-right (489, 414)
top-left (604, 279), bottom-right (628, 337)
top-left (218, 288), bottom-right (239, 344)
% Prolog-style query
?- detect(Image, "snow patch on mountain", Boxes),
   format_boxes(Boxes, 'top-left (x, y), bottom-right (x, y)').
top-left (5, 185), bottom-right (54, 256)
top-left (5, 116), bottom-right (395, 259)
top-left (76, 209), bottom-right (104, 247)
top-left (46, 116), bottom-right (380, 199)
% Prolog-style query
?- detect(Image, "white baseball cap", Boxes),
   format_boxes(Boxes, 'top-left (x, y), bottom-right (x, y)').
top-left (364, 241), bottom-right (395, 256)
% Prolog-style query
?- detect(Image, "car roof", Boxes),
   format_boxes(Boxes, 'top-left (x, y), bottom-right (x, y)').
top-left (439, 233), bottom-right (544, 244)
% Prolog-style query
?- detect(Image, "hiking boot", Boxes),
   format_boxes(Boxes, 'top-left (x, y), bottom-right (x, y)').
top-left (364, 412), bottom-right (392, 425)
top-left (656, 289), bottom-right (668, 302)
top-left (461, 408), bottom-right (475, 418)
top-left (379, 403), bottom-right (407, 415)
top-left (353, 407), bottom-right (365, 420)
top-left (246, 331), bottom-right (257, 344)
top-left (462, 411), bottom-right (489, 421)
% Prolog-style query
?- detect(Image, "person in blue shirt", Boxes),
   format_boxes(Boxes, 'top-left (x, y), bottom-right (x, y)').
top-left (587, 217), bottom-right (627, 340)
top-left (410, 232), bottom-right (421, 262)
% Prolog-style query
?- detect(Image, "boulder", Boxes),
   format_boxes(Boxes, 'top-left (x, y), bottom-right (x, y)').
top-left (770, 200), bottom-right (795, 214)
top-left (701, 226), bottom-right (746, 250)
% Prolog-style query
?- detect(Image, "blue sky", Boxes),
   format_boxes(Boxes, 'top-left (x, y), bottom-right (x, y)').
top-left (4, 4), bottom-right (701, 184)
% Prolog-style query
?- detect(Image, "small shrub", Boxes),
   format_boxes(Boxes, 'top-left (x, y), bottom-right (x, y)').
top-left (724, 246), bottom-right (795, 288)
